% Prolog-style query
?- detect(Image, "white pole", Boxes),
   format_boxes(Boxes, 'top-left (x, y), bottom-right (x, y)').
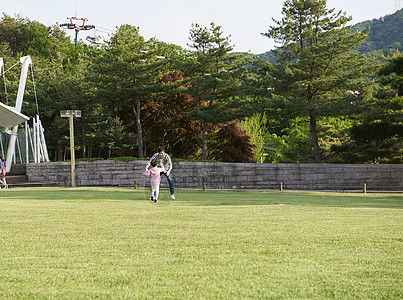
top-left (28, 125), bottom-right (34, 162)
top-left (13, 144), bottom-right (16, 164)
top-left (25, 121), bottom-right (29, 163)
top-left (69, 116), bottom-right (76, 187)
top-left (36, 115), bottom-right (41, 163)
top-left (37, 119), bottom-right (44, 162)
top-left (38, 118), bottom-right (50, 162)
top-left (16, 135), bottom-right (23, 163)
top-left (0, 131), bottom-right (4, 158)
top-left (0, 59), bottom-right (5, 158)
top-left (32, 117), bottom-right (37, 163)
top-left (60, 110), bottom-right (80, 187)
top-left (5, 56), bottom-right (32, 172)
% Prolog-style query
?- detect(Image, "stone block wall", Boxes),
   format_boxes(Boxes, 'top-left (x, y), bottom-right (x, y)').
top-left (24, 160), bottom-right (403, 191)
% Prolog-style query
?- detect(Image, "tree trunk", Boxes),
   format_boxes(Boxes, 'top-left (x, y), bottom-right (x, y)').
top-left (56, 141), bottom-right (63, 161)
top-left (201, 120), bottom-right (207, 160)
top-left (201, 99), bottom-right (214, 160)
top-left (309, 114), bottom-right (321, 163)
top-left (133, 98), bottom-right (144, 158)
top-left (81, 116), bottom-right (86, 158)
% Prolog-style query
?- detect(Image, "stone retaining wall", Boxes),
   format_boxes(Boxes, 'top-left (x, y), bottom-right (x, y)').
top-left (24, 161), bottom-right (403, 191)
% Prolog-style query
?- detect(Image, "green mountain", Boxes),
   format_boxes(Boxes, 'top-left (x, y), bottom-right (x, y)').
top-left (257, 8), bottom-right (403, 63)
top-left (350, 8), bottom-right (403, 56)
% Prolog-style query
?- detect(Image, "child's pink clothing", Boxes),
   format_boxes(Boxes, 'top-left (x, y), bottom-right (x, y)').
top-left (143, 166), bottom-right (165, 183)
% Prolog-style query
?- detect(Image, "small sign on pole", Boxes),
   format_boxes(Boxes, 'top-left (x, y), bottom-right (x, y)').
top-left (60, 110), bottom-right (81, 187)
top-left (60, 110), bottom-right (81, 118)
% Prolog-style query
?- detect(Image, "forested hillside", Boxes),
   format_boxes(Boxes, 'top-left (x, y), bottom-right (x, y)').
top-left (0, 1), bottom-right (402, 164)
top-left (350, 9), bottom-right (403, 56)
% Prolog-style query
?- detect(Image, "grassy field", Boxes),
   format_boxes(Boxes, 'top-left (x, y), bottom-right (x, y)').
top-left (0, 187), bottom-right (401, 299)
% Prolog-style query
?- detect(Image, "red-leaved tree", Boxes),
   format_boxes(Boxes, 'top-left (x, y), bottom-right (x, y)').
top-left (208, 122), bottom-right (257, 163)
top-left (141, 70), bottom-right (202, 158)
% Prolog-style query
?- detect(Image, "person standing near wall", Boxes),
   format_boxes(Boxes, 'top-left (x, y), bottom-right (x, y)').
top-left (0, 157), bottom-right (7, 189)
top-left (145, 147), bottom-right (175, 199)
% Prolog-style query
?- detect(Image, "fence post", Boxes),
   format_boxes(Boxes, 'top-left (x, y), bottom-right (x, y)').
top-left (280, 183), bottom-right (283, 192)
top-left (203, 183), bottom-right (207, 192)
top-left (134, 180), bottom-right (137, 189)
top-left (363, 183), bottom-right (367, 194)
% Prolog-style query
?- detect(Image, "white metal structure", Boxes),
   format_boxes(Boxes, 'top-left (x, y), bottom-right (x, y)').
top-left (0, 56), bottom-right (50, 172)
top-left (5, 56), bottom-right (32, 172)
top-left (0, 58), bottom-right (30, 128)
top-left (0, 101), bottom-right (29, 128)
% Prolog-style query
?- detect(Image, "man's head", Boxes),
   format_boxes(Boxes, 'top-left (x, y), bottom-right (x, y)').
top-left (158, 147), bottom-right (165, 159)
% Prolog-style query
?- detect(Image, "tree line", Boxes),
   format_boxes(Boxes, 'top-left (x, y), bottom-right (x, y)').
top-left (0, 0), bottom-right (401, 164)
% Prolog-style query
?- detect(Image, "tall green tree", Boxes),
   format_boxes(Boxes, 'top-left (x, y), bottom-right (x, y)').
top-left (186, 22), bottom-right (250, 160)
top-left (93, 25), bottom-right (168, 157)
top-left (0, 13), bottom-right (70, 59)
top-left (262, 0), bottom-right (376, 162)
top-left (378, 51), bottom-right (403, 96)
top-left (331, 53), bottom-right (403, 163)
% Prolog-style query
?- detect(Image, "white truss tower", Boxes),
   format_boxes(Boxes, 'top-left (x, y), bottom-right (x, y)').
top-left (0, 56), bottom-right (49, 172)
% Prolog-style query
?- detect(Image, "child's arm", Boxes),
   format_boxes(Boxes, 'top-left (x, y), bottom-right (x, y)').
top-left (143, 170), bottom-right (151, 176)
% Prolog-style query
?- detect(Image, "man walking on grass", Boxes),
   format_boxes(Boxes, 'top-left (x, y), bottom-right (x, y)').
top-left (145, 147), bottom-right (175, 199)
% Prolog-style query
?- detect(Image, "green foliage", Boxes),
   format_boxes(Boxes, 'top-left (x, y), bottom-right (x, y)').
top-left (263, 117), bottom-right (312, 163)
top-left (0, 13), bottom-right (71, 58)
top-left (262, 0), bottom-right (378, 162)
top-left (186, 22), bottom-right (252, 160)
top-left (255, 51), bottom-right (277, 64)
top-left (91, 25), bottom-right (171, 157)
top-left (378, 51), bottom-right (403, 96)
top-left (329, 53), bottom-right (403, 163)
top-left (330, 96), bottom-right (403, 163)
top-left (240, 113), bottom-right (268, 162)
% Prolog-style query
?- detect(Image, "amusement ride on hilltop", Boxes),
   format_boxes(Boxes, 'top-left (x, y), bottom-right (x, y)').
top-left (60, 17), bottom-right (96, 46)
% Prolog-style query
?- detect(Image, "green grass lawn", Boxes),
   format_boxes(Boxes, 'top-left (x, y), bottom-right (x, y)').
top-left (0, 187), bottom-right (402, 299)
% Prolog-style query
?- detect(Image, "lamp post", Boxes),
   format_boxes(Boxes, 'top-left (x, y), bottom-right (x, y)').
top-left (60, 110), bottom-right (81, 187)
top-left (260, 153), bottom-right (268, 164)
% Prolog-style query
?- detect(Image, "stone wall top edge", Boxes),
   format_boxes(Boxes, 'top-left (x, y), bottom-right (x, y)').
top-left (22, 161), bottom-right (402, 168)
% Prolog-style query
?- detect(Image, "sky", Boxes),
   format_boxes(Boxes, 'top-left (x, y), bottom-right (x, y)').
top-left (1, 0), bottom-right (401, 54)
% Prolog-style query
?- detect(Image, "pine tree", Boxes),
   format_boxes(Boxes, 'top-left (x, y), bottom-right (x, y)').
top-left (262, 0), bottom-right (376, 162)
top-left (186, 22), bottom-right (249, 160)
top-left (92, 25), bottom-right (168, 157)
